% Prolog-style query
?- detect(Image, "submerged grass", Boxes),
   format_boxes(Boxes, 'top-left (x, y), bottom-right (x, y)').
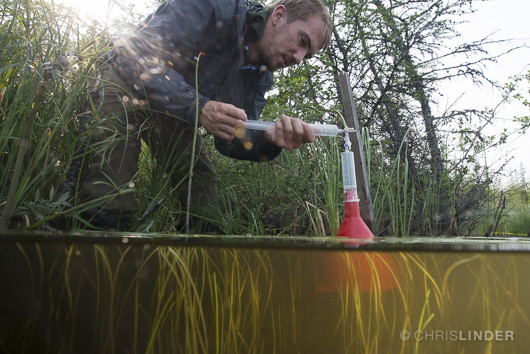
top-left (2, 240), bottom-right (529, 353)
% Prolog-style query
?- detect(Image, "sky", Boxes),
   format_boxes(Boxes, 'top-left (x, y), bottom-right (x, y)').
top-left (435, 0), bottom-right (530, 180)
top-left (55, 0), bottom-right (529, 180)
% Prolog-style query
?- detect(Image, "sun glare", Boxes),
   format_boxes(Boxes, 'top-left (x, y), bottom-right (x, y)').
top-left (54, 0), bottom-right (150, 23)
top-left (55, 0), bottom-right (114, 20)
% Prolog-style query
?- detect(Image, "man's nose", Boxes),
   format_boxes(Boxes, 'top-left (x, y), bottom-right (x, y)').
top-left (293, 48), bottom-right (307, 64)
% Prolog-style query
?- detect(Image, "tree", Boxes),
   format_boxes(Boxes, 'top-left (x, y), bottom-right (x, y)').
top-left (507, 69), bottom-right (530, 134)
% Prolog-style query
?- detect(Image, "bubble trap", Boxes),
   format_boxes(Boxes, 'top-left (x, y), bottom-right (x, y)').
top-left (336, 129), bottom-right (374, 239)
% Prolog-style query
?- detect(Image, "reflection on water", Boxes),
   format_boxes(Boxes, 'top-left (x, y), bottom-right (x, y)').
top-left (0, 235), bottom-right (528, 353)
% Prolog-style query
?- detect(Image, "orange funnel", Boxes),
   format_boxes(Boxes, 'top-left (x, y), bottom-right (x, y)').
top-left (337, 201), bottom-right (373, 239)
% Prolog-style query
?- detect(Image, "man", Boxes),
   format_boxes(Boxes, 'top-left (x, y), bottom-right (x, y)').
top-left (81, 0), bottom-right (332, 230)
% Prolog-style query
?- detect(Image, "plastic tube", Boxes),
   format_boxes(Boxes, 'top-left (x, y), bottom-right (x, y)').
top-left (341, 151), bottom-right (359, 202)
top-left (244, 120), bottom-right (344, 137)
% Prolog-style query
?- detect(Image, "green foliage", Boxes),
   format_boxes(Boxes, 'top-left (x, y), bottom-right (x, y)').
top-left (507, 69), bottom-right (530, 134)
top-left (467, 166), bottom-right (530, 236)
top-left (496, 168), bottom-right (529, 235)
top-left (505, 208), bottom-right (530, 236)
top-left (208, 135), bottom-right (343, 235)
top-left (0, 0), bottom-right (110, 229)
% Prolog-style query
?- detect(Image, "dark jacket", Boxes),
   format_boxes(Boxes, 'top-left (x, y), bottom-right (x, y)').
top-left (109, 0), bottom-right (282, 162)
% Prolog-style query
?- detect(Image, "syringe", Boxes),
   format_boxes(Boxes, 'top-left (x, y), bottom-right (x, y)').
top-left (244, 120), bottom-right (354, 137)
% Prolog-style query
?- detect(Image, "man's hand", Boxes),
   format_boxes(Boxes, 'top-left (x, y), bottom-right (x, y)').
top-left (262, 114), bottom-right (315, 150)
top-left (199, 101), bottom-right (247, 141)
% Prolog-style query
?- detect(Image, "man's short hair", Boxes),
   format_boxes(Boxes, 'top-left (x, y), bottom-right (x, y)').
top-left (268, 0), bottom-right (332, 50)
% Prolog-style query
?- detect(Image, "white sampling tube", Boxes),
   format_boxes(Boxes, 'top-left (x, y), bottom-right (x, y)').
top-left (341, 150), bottom-right (359, 202)
top-left (245, 120), bottom-right (345, 137)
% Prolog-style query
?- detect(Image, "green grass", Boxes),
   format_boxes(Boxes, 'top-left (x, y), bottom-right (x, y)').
top-left (0, 0), bottom-right (114, 230)
top-left (502, 207), bottom-right (530, 236)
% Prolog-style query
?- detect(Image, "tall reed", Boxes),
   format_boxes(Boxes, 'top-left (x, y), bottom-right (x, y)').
top-left (0, 0), bottom-right (115, 229)
top-left (365, 128), bottom-right (416, 236)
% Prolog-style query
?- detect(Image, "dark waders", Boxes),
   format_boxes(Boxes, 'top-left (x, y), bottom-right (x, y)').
top-left (80, 63), bottom-right (218, 231)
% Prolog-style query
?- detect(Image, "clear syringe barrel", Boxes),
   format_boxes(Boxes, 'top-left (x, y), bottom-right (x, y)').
top-left (341, 151), bottom-right (359, 202)
top-left (244, 120), bottom-right (342, 137)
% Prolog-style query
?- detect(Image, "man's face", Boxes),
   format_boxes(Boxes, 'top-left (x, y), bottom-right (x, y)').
top-left (252, 6), bottom-right (326, 72)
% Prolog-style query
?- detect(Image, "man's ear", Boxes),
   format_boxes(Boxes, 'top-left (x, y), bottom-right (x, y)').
top-left (271, 5), bottom-right (286, 25)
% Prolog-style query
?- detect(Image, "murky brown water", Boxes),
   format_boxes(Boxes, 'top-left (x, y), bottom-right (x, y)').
top-left (1, 234), bottom-right (528, 353)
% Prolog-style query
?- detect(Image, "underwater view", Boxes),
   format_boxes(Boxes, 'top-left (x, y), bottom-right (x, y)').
top-left (1, 233), bottom-right (528, 353)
